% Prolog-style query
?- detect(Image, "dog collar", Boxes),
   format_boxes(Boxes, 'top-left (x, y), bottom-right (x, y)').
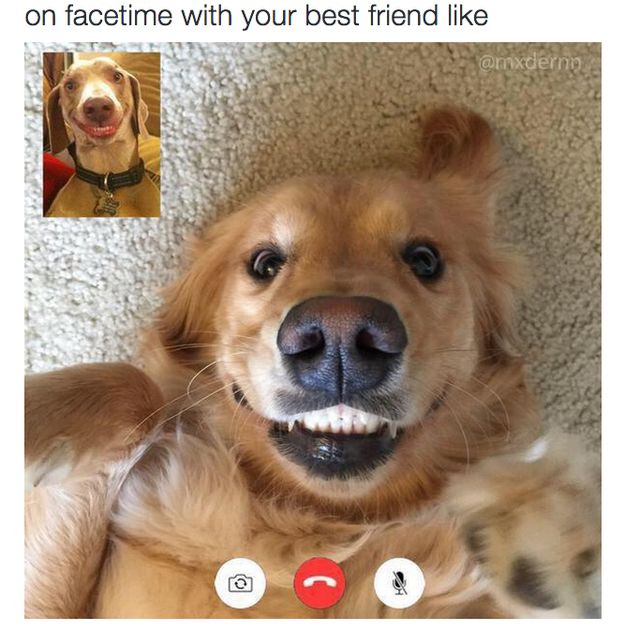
top-left (68, 142), bottom-right (145, 192)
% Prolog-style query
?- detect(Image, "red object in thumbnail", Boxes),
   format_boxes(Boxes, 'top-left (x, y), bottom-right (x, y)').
top-left (293, 557), bottom-right (345, 609)
top-left (43, 153), bottom-right (74, 215)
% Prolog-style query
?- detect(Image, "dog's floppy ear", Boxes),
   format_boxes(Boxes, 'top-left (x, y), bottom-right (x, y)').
top-left (128, 72), bottom-right (150, 139)
top-left (153, 212), bottom-right (245, 369)
top-left (417, 107), bottom-right (504, 219)
top-left (46, 85), bottom-right (70, 154)
top-left (417, 109), bottom-right (522, 358)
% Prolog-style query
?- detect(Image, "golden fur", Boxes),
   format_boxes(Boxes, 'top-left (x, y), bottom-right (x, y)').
top-left (25, 108), bottom-right (600, 618)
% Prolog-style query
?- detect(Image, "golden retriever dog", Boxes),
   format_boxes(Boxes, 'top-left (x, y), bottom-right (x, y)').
top-left (45, 56), bottom-right (160, 217)
top-left (25, 108), bottom-right (600, 618)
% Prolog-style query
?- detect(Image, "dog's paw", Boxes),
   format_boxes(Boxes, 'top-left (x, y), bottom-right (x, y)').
top-left (443, 433), bottom-right (600, 618)
top-left (25, 362), bottom-right (165, 487)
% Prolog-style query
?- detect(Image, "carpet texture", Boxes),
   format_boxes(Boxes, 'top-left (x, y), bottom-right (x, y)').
top-left (24, 42), bottom-right (601, 450)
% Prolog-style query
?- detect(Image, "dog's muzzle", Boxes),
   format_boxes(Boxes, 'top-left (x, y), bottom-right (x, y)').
top-left (267, 296), bottom-right (408, 479)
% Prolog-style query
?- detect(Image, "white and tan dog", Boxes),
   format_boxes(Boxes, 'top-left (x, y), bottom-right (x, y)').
top-left (45, 56), bottom-right (159, 218)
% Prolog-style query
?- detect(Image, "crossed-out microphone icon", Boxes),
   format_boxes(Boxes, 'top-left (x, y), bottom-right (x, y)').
top-left (391, 571), bottom-right (407, 595)
top-left (374, 558), bottom-right (425, 608)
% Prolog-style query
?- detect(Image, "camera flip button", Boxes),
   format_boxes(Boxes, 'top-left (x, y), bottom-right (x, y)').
top-left (214, 558), bottom-right (267, 609)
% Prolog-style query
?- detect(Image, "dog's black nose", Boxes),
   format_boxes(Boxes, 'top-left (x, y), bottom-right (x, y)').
top-left (83, 97), bottom-right (114, 125)
top-left (277, 296), bottom-right (407, 401)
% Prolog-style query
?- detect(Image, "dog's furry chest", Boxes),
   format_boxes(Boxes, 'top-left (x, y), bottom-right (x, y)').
top-left (47, 175), bottom-right (160, 218)
top-left (93, 424), bottom-right (484, 617)
top-left (95, 426), bottom-right (356, 616)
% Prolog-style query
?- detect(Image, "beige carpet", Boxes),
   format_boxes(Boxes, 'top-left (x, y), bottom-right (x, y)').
top-left (24, 42), bottom-right (601, 449)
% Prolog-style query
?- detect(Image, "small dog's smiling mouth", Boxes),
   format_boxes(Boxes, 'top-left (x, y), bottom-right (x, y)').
top-left (72, 114), bottom-right (122, 139)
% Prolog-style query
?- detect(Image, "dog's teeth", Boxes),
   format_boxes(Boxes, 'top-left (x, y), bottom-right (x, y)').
top-left (330, 417), bottom-right (342, 433)
top-left (282, 405), bottom-right (396, 437)
top-left (352, 415), bottom-right (366, 434)
top-left (365, 413), bottom-right (381, 434)
top-left (317, 416), bottom-right (330, 433)
top-left (351, 413), bottom-right (361, 433)
top-left (340, 417), bottom-right (352, 434)
top-left (343, 416), bottom-right (351, 433)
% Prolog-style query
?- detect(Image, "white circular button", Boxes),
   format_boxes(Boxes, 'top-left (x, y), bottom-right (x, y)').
top-left (214, 558), bottom-right (266, 609)
top-left (374, 558), bottom-right (425, 609)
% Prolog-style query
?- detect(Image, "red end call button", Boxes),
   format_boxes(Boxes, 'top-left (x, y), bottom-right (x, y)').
top-left (294, 557), bottom-right (346, 609)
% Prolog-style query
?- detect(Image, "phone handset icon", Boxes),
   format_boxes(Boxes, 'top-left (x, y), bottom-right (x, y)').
top-left (294, 558), bottom-right (345, 608)
top-left (302, 575), bottom-right (338, 588)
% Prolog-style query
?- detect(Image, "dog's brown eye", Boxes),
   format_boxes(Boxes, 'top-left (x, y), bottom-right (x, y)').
top-left (64, 80), bottom-right (75, 91)
top-left (403, 242), bottom-right (443, 281)
top-left (113, 71), bottom-right (123, 83)
top-left (249, 248), bottom-right (286, 281)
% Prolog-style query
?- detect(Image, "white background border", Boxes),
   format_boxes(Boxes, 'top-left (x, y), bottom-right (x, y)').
top-left (5, 0), bottom-right (622, 628)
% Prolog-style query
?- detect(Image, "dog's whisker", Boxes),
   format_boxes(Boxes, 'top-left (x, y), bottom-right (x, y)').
top-left (120, 380), bottom-right (224, 443)
top-left (408, 375), bottom-right (472, 468)
top-left (429, 346), bottom-right (477, 354)
top-left (185, 352), bottom-right (247, 399)
top-left (150, 381), bottom-right (240, 439)
top-left (441, 378), bottom-right (500, 422)
top-left (143, 341), bottom-right (255, 355)
top-left (185, 330), bottom-right (260, 342)
top-left (154, 342), bottom-right (253, 350)
top-left (464, 374), bottom-right (512, 442)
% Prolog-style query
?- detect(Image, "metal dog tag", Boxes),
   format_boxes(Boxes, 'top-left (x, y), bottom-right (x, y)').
top-left (93, 191), bottom-right (120, 217)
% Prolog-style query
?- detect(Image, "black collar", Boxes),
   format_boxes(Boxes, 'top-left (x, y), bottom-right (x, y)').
top-left (67, 142), bottom-right (145, 192)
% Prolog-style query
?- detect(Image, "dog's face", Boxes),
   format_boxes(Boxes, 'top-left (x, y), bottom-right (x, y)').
top-left (46, 57), bottom-right (148, 153)
top-left (158, 109), bottom-right (522, 500)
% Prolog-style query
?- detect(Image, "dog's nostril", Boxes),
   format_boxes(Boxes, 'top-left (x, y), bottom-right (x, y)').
top-left (355, 329), bottom-right (382, 358)
top-left (280, 327), bottom-right (325, 358)
top-left (355, 329), bottom-right (378, 352)
top-left (355, 325), bottom-right (407, 356)
top-left (300, 329), bottom-right (324, 353)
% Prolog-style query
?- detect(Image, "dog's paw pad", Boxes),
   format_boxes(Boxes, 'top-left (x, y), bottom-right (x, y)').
top-left (444, 433), bottom-right (601, 618)
top-left (462, 521), bottom-right (489, 565)
top-left (506, 556), bottom-right (561, 610)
